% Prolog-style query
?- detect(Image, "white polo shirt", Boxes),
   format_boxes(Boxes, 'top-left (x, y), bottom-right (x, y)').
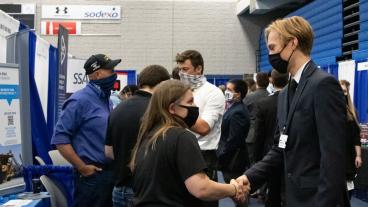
top-left (191, 81), bottom-right (225, 150)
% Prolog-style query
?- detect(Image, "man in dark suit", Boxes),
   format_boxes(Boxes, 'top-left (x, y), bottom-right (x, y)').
top-left (253, 70), bottom-right (288, 207)
top-left (236, 16), bottom-right (348, 207)
top-left (243, 72), bottom-right (269, 164)
top-left (254, 70), bottom-right (289, 163)
top-left (217, 79), bottom-right (250, 207)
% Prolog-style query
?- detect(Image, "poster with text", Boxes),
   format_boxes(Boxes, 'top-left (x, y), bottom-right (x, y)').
top-left (0, 65), bottom-right (23, 184)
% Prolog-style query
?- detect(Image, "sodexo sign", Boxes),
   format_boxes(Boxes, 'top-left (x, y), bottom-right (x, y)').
top-left (42, 5), bottom-right (121, 20)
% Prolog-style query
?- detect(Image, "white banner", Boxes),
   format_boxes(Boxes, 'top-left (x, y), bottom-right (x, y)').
top-left (34, 37), bottom-right (50, 120)
top-left (0, 67), bottom-right (22, 146)
top-left (0, 10), bottom-right (20, 37)
top-left (338, 60), bottom-right (356, 101)
top-left (42, 5), bottom-right (121, 20)
top-left (0, 10), bottom-right (20, 63)
top-left (67, 58), bottom-right (88, 93)
top-left (357, 61), bottom-right (368, 71)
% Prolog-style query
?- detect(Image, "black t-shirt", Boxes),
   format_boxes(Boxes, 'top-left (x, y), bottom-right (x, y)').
top-left (105, 90), bottom-right (152, 186)
top-left (133, 127), bottom-right (207, 207)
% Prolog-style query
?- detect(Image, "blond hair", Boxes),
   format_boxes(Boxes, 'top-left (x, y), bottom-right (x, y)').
top-left (340, 80), bottom-right (359, 124)
top-left (129, 80), bottom-right (191, 171)
top-left (265, 16), bottom-right (314, 55)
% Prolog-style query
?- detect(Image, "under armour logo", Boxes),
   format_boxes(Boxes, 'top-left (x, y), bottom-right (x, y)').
top-left (55, 6), bottom-right (68, 14)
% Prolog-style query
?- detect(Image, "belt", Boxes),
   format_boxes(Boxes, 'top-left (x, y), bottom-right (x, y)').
top-left (88, 162), bottom-right (113, 171)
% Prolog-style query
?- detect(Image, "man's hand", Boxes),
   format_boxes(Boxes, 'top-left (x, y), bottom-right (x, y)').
top-left (236, 175), bottom-right (251, 200)
top-left (78, 165), bottom-right (102, 177)
top-left (230, 175), bottom-right (251, 204)
top-left (230, 179), bottom-right (245, 203)
top-left (237, 175), bottom-right (251, 192)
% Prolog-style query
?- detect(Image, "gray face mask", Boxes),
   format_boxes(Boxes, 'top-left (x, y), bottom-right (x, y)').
top-left (179, 71), bottom-right (205, 89)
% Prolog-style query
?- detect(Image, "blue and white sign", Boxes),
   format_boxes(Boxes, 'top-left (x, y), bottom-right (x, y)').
top-left (0, 67), bottom-right (21, 146)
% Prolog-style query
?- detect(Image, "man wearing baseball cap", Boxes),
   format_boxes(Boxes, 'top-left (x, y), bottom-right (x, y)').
top-left (51, 54), bottom-right (121, 206)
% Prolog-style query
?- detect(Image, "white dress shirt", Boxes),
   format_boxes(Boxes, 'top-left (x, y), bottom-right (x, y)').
top-left (293, 60), bottom-right (311, 83)
top-left (191, 80), bottom-right (225, 150)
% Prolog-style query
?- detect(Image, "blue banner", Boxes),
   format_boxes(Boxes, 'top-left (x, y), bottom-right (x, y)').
top-left (0, 84), bottom-right (19, 105)
top-left (47, 46), bottom-right (58, 142)
top-left (29, 32), bottom-right (52, 164)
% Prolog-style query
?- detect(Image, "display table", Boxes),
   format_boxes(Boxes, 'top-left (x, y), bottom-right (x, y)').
top-left (22, 165), bottom-right (74, 206)
top-left (1, 198), bottom-right (50, 207)
top-left (0, 192), bottom-right (50, 207)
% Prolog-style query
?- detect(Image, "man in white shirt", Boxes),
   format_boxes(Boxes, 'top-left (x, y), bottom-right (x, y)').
top-left (176, 50), bottom-right (225, 207)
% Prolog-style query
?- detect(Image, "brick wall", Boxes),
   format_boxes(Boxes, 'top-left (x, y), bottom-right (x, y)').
top-left (6, 0), bottom-right (270, 74)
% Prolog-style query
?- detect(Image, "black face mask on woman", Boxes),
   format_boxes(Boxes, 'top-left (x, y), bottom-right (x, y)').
top-left (268, 42), bottom-right (295, 74)
top-left (177, 105), bottom-right (199, 128)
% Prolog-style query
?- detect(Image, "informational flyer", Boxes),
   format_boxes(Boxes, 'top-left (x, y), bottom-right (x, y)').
top-left (0, 67), bottom-right (21, 146)
top-left (0, 65), bottom-right (22, 186)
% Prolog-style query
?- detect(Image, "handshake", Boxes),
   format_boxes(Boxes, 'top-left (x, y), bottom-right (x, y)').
top-left (229, 175), bottom-right (251, 204)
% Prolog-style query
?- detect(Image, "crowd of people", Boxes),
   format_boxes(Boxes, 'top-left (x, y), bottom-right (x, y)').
top-left (50, 16), bottom-right (363, 207)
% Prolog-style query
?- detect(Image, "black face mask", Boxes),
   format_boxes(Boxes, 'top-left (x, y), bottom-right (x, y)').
top-left (90, 73), bottom-right (117, 96)
top-left (177, 105), bottom-right (199, 128)
top-left (268, 43), bottom-right (295, 74)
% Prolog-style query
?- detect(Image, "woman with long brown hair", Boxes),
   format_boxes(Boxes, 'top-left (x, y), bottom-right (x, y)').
top-left (340, 80), bottom-right (363, 199)
top-left (129, 80), bottom-right (248, 206)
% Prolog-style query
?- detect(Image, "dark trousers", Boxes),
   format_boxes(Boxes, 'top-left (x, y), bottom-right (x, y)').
top-left (222, 171), bottom-right (248, 207)
top-left (201, 150), bottom-right (219, 207)
top-left (73, 170), bottom-right (114, 207)
top-left (265, 175), bottom-right (282, 207)
top-left (246, 143), bottom-right (256, 165)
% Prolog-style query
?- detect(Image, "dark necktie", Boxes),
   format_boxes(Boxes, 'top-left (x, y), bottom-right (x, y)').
top-left (288, 79), bottom-right (298, 107)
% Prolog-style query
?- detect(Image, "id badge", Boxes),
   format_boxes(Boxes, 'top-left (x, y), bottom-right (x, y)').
top-left (278, 134), bottom-right (288, 149)
top-left (347, 181), bottom-right (354, 191)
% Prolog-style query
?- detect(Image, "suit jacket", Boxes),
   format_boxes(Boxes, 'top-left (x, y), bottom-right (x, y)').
top-left (243, 88), bottom-right (269, 143)
top-left (217, 102), bottom-right (250, 172)
top-left (245, 61), bottom-right (349, 207)
top-left (253, 91), bottom-right (280, 162)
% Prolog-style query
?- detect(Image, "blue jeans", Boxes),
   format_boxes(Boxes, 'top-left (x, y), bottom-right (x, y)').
top-left (112, 186), bottom-right (133, 207)
top-left (73, 170), bottom-right (114, 207)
